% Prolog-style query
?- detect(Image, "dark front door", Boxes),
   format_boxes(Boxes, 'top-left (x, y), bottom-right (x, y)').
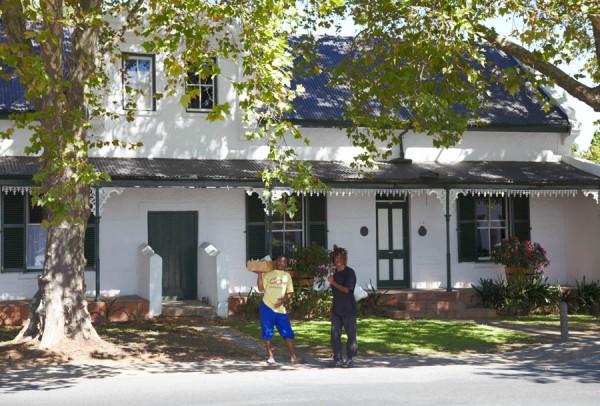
top-left (148, 211), bottom-right (198, 300)
top-left (376, 200), bottom-right (410, 288)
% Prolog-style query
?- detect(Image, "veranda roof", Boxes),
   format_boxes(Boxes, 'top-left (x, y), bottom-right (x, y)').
top-left (0, 156), bottom-right (598, 191)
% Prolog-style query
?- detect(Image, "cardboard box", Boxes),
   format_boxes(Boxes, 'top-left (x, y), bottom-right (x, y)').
top-left (246, 260), bottom-right (274, 273)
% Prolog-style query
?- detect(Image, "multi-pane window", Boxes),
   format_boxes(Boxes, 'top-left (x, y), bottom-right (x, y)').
top-left (475, 197), bottom-right (507, 260)
top-left (1, 192), bottom-right (96, 272)
top-left (185, 60), bottom-right (216, 112)
top-left (122, 54), bottom-right (155, 111)
top-left (246, 193), bottom-right (327, 260)
top-left (271, 196), bottom-right (304, 260)
top-left (26, 199), bottom-right (47, 269)
top-left (457, 194), bottom-right (530, 262)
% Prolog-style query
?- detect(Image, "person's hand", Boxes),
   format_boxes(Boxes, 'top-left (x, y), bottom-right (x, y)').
top-left (274, 296), bottom-right (285, 308)
top-left (327, 274), bottom-right (334, 285)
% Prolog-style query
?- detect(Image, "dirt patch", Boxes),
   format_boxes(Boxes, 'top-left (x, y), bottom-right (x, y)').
top-left (0, 317), bottom-right (263, 370)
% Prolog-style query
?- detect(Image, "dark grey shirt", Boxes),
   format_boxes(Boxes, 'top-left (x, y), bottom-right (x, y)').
top-left (332, 266), bottom-right (357, 316)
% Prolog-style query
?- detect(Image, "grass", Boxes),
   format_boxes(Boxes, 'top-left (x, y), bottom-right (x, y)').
top-left (490, 314), bottom-right (600, 330)
top-left (231, 316), bottom-right (534, 356)
top-left (3, 314), bottom-right (594, 366)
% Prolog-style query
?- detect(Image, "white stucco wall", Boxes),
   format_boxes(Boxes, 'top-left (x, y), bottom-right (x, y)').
top-left (327, 194), bottom-right (378, 290)
top-left (91, 187), bottom-right (249, 297)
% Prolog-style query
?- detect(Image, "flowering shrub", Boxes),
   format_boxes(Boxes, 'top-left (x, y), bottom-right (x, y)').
top-left (287, 244), bottom-right (331, 286)
top-left (490, 236), bottom-right (550, 271)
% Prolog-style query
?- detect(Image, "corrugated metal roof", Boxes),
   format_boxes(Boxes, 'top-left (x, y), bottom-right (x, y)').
top-left (0, 157), bottom-right (597, 188)
top-left (286, 38), bottom-right (570, 130)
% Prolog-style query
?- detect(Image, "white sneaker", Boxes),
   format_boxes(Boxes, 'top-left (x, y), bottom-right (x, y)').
top-left (267, 357), bottom-right (276, 364)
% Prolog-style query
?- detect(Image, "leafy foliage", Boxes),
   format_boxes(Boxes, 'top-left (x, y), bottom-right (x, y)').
top-left (311, 1), bottom-right (600, 169)
top-left (472, 274), bottom-right (561, 316)
top-left (233, 287), bottom-right (263, 321)
top-left (577, 129), bottom-right (600, 164)
top-left (357, 281), bottom-right (389, 316)
top-left (562, 277), bottom-right (600, 315)
top-left (490, 236), bottom-right (550, 271)
top-left (288, 289), bottom-right (333, 320)
top-left (287, 243), bottom-right (331, 288)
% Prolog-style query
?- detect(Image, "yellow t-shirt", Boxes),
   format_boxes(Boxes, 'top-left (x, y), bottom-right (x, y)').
top-left (261, 269), bottom-right (294, 314)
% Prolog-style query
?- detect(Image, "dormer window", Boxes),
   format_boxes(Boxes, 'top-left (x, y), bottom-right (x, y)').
top-left (122, 53), bottom-right (156, 111)
top-left (185, 59), bottom-right (216, 112)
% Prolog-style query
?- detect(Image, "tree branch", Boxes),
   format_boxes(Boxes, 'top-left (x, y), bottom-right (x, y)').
top-left (589, 14), bottom-right (600, 75)
top-left (476, 23), bottom-right (600, 112)
top-left (98, 0), bottom-right (146, 55)
top-left (0, 0), bottom-right (36, 58)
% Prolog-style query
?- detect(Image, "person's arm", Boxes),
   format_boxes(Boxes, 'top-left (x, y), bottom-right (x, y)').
top-left (257, 272), bottom-right (264, 292)
top-left (329, 275), bottom-right (350, 294)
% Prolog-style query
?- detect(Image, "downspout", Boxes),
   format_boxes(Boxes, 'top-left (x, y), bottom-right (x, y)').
top-left (95, 186), bottom-right (101, 302)
top-left (445, 187), bottom-right (452, 292)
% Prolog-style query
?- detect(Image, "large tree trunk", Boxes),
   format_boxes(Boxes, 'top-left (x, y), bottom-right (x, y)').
top-left (4, 0), bottom-right (106, 349)
top-left (15, 187), bottom-right (100, 349)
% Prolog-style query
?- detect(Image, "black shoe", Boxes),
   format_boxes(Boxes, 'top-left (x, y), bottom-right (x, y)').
top-left (328, 359), bottom-right (344, 368)
top-left (343, 358), bottom-right (354, 368)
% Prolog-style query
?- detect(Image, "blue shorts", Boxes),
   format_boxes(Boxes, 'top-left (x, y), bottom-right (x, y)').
top-left (259, 302), bottom-right (295, 340)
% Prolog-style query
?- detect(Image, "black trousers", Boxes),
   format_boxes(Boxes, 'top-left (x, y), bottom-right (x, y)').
top-left (331, 312), bottom-right (358, 361)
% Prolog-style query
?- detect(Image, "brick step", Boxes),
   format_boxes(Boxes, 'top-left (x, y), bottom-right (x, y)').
top-left (161, 300), bottom-right (215, 319)
top-left (399, 301), bottom-right (469, 312)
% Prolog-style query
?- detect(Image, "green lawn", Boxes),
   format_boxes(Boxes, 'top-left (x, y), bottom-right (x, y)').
top-left (231, 317), bottom-right (535, 356)
top-left (491, 314), bottom-right (600, 330)
top-left (3, 315), bottom-right (592, 358)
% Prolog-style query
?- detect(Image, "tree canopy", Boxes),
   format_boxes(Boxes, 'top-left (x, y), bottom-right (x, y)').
top-left (313, 0), bottom-right (600, 165)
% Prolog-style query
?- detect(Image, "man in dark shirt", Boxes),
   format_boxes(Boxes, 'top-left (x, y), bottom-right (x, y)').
top-left (327, 244), bottom-right (358, 368)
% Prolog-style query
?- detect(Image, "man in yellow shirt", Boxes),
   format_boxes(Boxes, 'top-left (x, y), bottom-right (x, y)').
top-left (257, 255), bottom-right (304, 364)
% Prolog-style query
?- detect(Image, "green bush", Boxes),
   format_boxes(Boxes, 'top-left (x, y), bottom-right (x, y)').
top-left (472, 274), bottom-right (561, 316)
top-left (288, 288), bottom-right (332, 320)
top-left (357, 282), bottom-right (389, 316)
top-left (562, 277), bottom-right (600, 315)
top-left (234, 287), bottom-right (262, 320)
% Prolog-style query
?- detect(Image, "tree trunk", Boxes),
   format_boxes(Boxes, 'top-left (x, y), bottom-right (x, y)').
top-left (15, 205), bottom-right (100, 349)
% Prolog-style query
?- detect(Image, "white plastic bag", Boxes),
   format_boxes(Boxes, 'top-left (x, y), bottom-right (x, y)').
top-left (354, 285), bottom-right (368, 302)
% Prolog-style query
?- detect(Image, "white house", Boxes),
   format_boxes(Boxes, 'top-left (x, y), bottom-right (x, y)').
top-left (1, 31), bottom-right (600, 318)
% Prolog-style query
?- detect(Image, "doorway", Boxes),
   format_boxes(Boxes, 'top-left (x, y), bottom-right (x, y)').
top-left (376, 199), bottom-right (410, 288)
top-left (148, 211), bottom-right (198, 300)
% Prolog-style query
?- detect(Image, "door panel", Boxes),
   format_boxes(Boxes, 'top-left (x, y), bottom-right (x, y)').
top-left (148, 211), bottom-right (198, 300)
top-left (376, 201), bottom-right (409, 288)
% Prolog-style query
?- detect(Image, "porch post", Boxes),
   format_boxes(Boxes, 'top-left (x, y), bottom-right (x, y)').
top-left (267, 193), bottom-right (273, 258)
top-left (445, 187), bottom-right (452, 292)
top-left (95, 186), bottom-right (101, 302)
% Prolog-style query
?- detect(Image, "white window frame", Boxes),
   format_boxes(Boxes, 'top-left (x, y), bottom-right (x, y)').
top-left (475, 196), bottom-right (508, 260)
top-left (185, 59), bottom-right (216, 112)
top-left (271, 195), bottom-right (306, 259)
top-left (122, 53), bottom-right (155, 111)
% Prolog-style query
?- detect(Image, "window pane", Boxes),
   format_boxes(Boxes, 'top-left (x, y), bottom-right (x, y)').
top-left (29, 203), bottom-right (44, 224)
top-left (475, 197), bottom-right (507, 260)
top-left (377, 208), bottom-right (389, 250)
top-left (286, 221), bottom-right (303, 231)
top-left (123, 55), bottom-right (153, 110)
top-left (26, 224), bottom-right (46, 268)
top-left (186, 61), bottom-right (215, 111)
top-left (201, 86), bottom-right (213, 109)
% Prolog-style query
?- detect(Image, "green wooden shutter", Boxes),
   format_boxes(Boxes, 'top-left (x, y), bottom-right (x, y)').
top-left (512, 196), bottom-right (531, 241)
top-left (457, 194), bottom-right (477, 262)
top-left (3, 193), bottom-right (25, 269)
top-left (306, 194), bottom-right (327, 248)
top-left (246, 193), bottom-right (267, 260)
top-left (84, 214), bottom-right (96, 268)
